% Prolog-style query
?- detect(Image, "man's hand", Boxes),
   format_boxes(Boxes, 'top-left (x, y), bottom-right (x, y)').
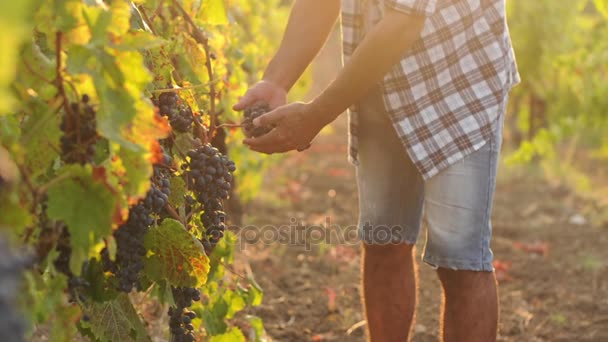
top-left (233, 80), bottom-right (287, 111)
top-left (242, 102), bottom-right (330, 154)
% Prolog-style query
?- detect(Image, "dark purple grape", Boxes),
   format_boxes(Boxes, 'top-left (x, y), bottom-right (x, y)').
top-left (243, 103), bottom-right (273, 138)
top-left (168, 288), bottom-right (201, 341)
top-left (60, 95), bottom-right (98, 165)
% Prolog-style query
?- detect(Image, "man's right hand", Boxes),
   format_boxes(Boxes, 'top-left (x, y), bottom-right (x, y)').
top-left (233, 80), bottom-right (287, 111)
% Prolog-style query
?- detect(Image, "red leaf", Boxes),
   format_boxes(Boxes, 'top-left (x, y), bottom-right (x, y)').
top-left (493, 259), bottom-right (512, 283)
top-left (149, 140), bottom-right (164, 165)
top-left (512, 241), bottom-right (550, 257)
top-left (325, 287), bottom-right (337, 312)
top-left (92, 166), bottom-right (107, 181)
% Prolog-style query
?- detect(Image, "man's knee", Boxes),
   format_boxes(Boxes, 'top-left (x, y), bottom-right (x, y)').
top-left (436, 268), bottom-right (495, 290)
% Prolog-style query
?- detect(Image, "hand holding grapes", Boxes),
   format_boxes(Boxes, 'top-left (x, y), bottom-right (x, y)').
top-left (242, 102), bottom-right (330, 154)
top-left (233, 80), bottom-right (287, 111)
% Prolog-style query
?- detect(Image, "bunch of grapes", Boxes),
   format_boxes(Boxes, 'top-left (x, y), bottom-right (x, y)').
top-left (53, 228), bottom-right (89, 301)
top-left (0, 236), bottom-right (34, 342)
top-left (157, 92), bottom-right (194, 133)
top-left (60, 94), bottom-right (98, 164)
top-left (200, 199), bottom-right (226, 246)
top-left (102, 151), bottom-right (173, 293)
top-left (242, 103), bottom-right (273, 138)
top-left (185, 144), bottom-right (235, 250)
top-left (143, 167), bottom-right (172, 214)
top-left (186, 145), bottom-right (235, 204)
top-left (53, 228), bottom-right (72, 277)
top-left (168, 287), bottom-right (201, 342)
top-left (112, 204), bottom-right (153, 293)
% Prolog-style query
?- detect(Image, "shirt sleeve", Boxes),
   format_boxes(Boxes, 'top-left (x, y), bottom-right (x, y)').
top-left (385, 0), bottom-right (437, 17)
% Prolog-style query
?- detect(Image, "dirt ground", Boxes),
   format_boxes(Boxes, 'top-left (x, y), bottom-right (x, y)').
top-left (236, 114), bottom-right (608, 342)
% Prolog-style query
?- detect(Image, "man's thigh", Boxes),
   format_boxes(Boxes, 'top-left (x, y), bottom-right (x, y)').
top-left (422, 126), bottom-right (503, 271)
top-left (356, 90), bottom-right (425, 245)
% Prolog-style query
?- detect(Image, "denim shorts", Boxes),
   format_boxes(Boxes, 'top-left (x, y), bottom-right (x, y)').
top-left (356, 88), bottom-right (506, 272)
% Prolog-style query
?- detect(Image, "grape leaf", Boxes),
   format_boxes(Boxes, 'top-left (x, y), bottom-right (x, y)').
top-left (0, 0), bottom-right (35, 112)
top-left (246, 316), bottom-right (266, 342)
top-left (112, 31), bottom-right (166, 51)
top-left (108, 0), bottom-right (131, 37)
top-left (209, 327), bottom-right (246, 342)
top-left (47, 165), bottom-right (117, 274)
top-left (85, 293), bottom-right (150, 342)
top-left (20, 101), bottom-right (61, 178)
top-left (24, 271), bottom-right (80, 342)
top-left (199, 291), bottom-right (228, 336)
top-left (595, 0), bottom-right (608, 18)
top-left (197, 0), bottom-right (228, 25)
top-left (168, 176), bottom-right (187, 208)
top-left (222, 289), bottom-right (246, 320)
top-left (113, 144), bottom-right (153, 201)
top-left (144, 219), bottom-right (210, 287)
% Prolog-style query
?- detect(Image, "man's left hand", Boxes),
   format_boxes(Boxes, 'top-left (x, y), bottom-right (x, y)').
top-left (243, 102), bottom-right (330, 154)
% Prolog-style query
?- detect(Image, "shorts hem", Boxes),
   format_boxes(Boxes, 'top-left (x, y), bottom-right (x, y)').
top-left (358, 230), bottom-right (418, 246)
top-left (423, 255), bottom-right (494, 272)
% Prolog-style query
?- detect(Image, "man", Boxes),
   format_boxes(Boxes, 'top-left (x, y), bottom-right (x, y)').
top-left (234, 0), bottom-right (519, 341)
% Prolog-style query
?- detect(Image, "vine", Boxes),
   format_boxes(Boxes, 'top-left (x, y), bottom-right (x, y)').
top-left (0, 0), bottom-right (293, 340)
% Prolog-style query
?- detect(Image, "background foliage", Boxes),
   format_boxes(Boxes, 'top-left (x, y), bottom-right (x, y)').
top-left (506, 0), bottom-right (608, 192)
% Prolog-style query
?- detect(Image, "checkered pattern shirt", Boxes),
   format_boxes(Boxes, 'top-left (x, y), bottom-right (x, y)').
top-left (342, 0), bottom-right (520, 180)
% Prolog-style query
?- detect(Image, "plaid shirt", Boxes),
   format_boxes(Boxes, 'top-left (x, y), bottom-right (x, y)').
top-left (342, 0), bottom-right (520, 180)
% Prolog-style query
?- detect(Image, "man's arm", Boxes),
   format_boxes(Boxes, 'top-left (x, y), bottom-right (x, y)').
top-left (246, 8), bottom-right (426, 153)
top-left (264, 0), bottom-right (341, 91)
top-left (233, 0), bottom-right (341, 110)
top-left (310, 8), bottom-right (426, 121)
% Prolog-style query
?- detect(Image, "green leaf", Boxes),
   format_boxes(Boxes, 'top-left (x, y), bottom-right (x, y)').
top-left (0, 191), bottom-right (33, 230)
top-left (109, 0), bottom-right (132, 37)
top-left (246, 316), bottom-right (266, 342)
top-left (199, 288), bottom-right (228, 335)
top-left (0, 0), bottom-right (35, 112)
top-left (209, 327), bottom-right (246, 342)
top-left (81, 4), bottom-right (112, 45)
top-left (198, 0), bottom-right (228, 25)
top-left (113, 144), bottom-right (153, 200)
top-left (82, 258), bottom-right (118, 302)
top-left (24, 271), bottom-right (80, 341)
top-left (144, 219), bottom-right (210, 287)
top-left (85, 293), bottom-right (150, 342)
top-left (113, 31), bottom-right (167, 51)
top-left (242, 277), bottom-right (263, 307)
top-left (47, 165), bottom-right (117, 274)
top-left (222, 289), bottom-right (245, 320)
top-left (20, 101), bottom-right (61, 178)
top-left (595, 0), bottom-right (608, 18)
top-left (168, 176), bottom-right (187, 208)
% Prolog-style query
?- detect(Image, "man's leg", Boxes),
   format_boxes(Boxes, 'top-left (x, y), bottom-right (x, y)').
top-left (355, 87), bottom-right (425, 341)
top-left (361, 243), bottom-right (417, 342)
top-left (437, 269), bottom-right (498, 342)
top-left (422, 117), bottom-right (504, 341)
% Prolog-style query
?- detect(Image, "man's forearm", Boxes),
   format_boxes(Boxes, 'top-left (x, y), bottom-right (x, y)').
top-left (311, 9), bottom-right (426, 122)
top-left (263, 0), bottom-right (341, 91)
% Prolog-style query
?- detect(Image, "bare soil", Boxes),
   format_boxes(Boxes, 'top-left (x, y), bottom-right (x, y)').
top-left (239, 116), bottom-right (608, 342)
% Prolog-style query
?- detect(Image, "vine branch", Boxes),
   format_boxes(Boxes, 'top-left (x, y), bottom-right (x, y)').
top-left (172, 0), bottom-right (218, 142)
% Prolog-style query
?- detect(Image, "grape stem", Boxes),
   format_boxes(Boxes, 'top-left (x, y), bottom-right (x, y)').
top-left (164, 202), bottom-right (187, 227)
top-left (54, 32), bottom-right (76, 136)
top-left (137, 4), bottom-right (158, 35)
top-left (172, 0), bottom-right (218, 143)
top-left (216, 123), bottom-right (243, 129)
top-left (151, 81), bottom-right (217, 94)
